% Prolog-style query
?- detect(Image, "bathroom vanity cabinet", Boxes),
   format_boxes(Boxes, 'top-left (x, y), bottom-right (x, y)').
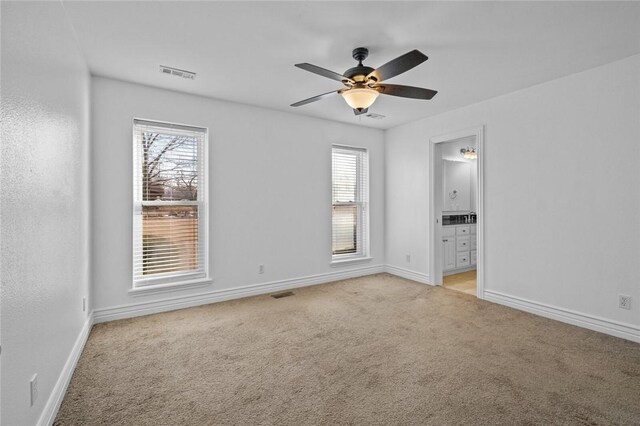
top-left (443, 224), bottom-right (476, 273)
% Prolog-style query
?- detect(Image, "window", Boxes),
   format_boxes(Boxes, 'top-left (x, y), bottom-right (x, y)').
top-left (132, 119), bottom-right (208, 288)
top-left (332, 145), bottom-right (369, 261)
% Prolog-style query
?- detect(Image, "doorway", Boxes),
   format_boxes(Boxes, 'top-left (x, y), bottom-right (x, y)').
top-left (429, 126), bottom-right (484, 298)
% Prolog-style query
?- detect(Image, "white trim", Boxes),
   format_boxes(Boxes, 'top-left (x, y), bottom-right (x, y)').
top-left (128, 278), bottom-right (213, 296)
top-left (330, 256), bottom-right (373, 267)
top-left (131, 118), bottom-right (210, 289)
top-left (384, 265), bottom-right (432, 285)
top-left (484, 290), bottom-right (640, 343)
top-left (38, 314), bottom-right (94, 426)
top-left (94, 265), bottom-right (385, 323)
top-left (429, 125), bottom-right (485, 299)
top-left (331, 144), bottom-right (370, 261)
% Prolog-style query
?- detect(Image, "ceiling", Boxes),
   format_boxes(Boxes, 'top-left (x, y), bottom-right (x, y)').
top-left (62, 1), bottom-right (640, 130)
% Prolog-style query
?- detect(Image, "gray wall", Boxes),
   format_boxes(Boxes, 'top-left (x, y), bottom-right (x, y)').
top-left (385, 54), bottom-right (640, 334)
top-left (1, 2), bottom-right (91, 424)
top-left (90, 77), bottom-right (385, 312)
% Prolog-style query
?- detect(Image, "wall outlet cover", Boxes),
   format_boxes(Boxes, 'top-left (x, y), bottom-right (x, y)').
top-left (619, 295), bottom-right (632, 310)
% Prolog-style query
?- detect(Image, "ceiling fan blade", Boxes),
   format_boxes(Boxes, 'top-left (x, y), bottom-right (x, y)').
top-left (375, 84), bottom-right (437, 100)
top-left (290, 90), bottom-right (339, 107)
top-left (367, 50), bottom-right (428, 82)
top-left (353, 108), bottom-right (368, 116)
top-left (295, 63), bottom-right (354, 84)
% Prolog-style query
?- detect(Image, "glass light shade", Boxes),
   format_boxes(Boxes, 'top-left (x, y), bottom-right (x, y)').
top-left (461, 148), bottom-right (477, 159)
top-left (341, 88), bottom-right (380, 110)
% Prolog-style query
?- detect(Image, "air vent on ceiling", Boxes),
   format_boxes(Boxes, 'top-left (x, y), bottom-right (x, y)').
top-left (159, 65), bottom-right (196, 80)
top-left (365, 112), bottom-right (386, 120)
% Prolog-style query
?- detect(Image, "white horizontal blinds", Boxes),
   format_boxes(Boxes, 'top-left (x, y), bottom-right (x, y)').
top-left (332, 146), bottom-right (369, 258)
top-left (133, 119), bottom-right (207, 286)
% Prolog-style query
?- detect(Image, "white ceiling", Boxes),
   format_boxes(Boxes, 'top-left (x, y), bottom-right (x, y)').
top-left (62, 1), bottom-right (640, 129)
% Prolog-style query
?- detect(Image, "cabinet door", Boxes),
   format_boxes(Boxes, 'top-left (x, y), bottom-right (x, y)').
top-left (442, 238), bottom-right (456, 271)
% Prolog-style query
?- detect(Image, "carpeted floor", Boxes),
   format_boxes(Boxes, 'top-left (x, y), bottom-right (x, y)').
top-left (55, 274), bottom-right (640, 425)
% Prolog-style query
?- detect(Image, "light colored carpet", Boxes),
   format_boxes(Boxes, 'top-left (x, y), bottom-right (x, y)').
top-left (55, 274), bottom-right (640, 425)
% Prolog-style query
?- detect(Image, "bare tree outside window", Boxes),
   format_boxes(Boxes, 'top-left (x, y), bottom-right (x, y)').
top-left (133, 121), bottom-right (207, 286)
top-left (141, 132), bottom-right (198, 201)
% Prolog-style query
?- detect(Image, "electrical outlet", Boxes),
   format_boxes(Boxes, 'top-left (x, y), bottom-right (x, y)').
top-left (30, 374), bottom-right (38, 406)
top-left (619, 295), bottom-right (632, 310)
top-left (258, 264), bottom-right (264, 274)
top-left (406, 254), bottom-right (411, 263)
top-left (82, 297), bottom-right (86, 312)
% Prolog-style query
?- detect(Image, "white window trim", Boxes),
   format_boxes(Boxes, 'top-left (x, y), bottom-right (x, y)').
top-left (132, 118), bottom-right (210, 289)
top-left (128, 277), bottom-right (213, 296)
top-left (331, 144), bottom-right (370, 264)
top-left (330, 256), bottom-right (373, 267)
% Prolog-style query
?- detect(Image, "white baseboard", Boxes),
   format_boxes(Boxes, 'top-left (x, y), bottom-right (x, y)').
top-left (94, 264), bottom-right (386, 323)
top-left (384, 265), bottom-right (432, 285)
top-left (484, 289), bottom-right (640, 343)
top-left (38, 314), bottom-right (94, 426)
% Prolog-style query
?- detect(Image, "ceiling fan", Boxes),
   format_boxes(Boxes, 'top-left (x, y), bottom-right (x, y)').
top-left (291, 47), bottom-right (437, 115)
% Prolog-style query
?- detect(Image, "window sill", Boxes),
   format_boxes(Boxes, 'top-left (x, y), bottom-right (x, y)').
top-left (330, 256), bottom-right (373, 267)
top-left (129, 277), bottom-right (213, 296)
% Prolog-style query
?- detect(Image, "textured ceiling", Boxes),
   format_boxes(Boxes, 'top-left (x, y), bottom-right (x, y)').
top-left (62, 1), bottom-right (640, 129)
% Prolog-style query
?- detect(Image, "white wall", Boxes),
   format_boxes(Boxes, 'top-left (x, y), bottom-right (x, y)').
top-left (91, 77), bottom-right (385, 313)
top-left (386, 54), bottom-right (640, 333)
top-left (1, 2), bottom-right (91, 425)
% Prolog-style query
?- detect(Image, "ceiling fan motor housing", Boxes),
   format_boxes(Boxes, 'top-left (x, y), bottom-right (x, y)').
top-left (345, 47), bottom-right (375, 83)
top-left (344, 66), bottom-right (375, 83)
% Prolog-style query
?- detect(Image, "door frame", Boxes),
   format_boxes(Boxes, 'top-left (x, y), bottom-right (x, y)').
top-left (429, 125), bottom-right (485, 298)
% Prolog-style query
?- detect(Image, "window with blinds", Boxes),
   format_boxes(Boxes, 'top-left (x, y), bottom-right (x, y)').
top-left (132, 119), bottom-right (208, 287)
top-left (332, 145), bottom-right (369, 260)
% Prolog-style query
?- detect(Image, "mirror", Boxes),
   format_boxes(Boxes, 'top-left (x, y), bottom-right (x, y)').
top-left (443, 160), bottom-right (476, 212)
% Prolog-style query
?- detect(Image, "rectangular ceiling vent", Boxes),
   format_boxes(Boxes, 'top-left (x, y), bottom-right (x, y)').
top-left (160, 65), bottom-right (196, 80)
top-left (365, 112), bottom-right (386, 120)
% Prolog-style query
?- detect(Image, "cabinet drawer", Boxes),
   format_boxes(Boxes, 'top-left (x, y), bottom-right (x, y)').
top-left (457, 252), bottom-right (470, 267)
top-left (471, 250), bottom-right (477, 265)
top-left (456, 236), bottom-right (470, 252)
top-left (470, 235), bottom-right (477, 249)
top-left (456, 226), bottom-right (470, 235)
top-left (442, 226), bottom-right (455, 237)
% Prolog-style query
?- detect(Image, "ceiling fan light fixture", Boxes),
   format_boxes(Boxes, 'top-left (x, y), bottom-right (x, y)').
top-left (341, 87), bottom-right (379, 110)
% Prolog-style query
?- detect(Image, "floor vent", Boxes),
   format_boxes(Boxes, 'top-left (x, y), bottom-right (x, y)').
top-left (271, 291), bottom-right (294, 299)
